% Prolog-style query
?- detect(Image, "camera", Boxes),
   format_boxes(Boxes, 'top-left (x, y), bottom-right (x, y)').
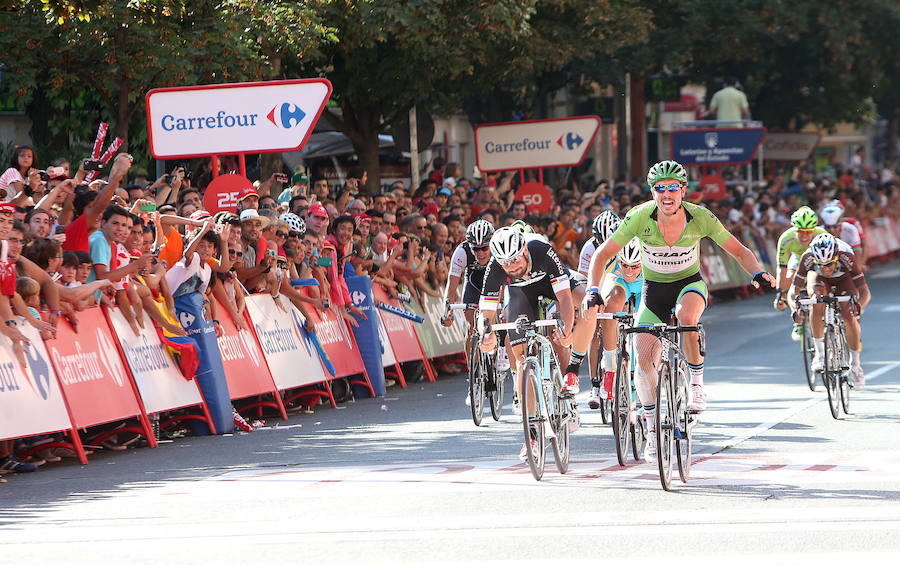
top-left (83, 159), bottom-right (104, 171)
top-left (38, 170), bottom-right (50, 182)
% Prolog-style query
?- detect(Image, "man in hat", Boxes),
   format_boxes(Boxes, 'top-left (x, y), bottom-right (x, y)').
top-left (236, 187), bottom-right (259, 213)
top-left (306, 202), bottom-right (330, 235)
top-left (235, 208), bottom-right (273, 290)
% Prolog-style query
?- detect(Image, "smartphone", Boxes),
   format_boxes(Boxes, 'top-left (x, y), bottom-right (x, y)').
top-left (316, 256), bottom-right (333, 267)
top-left (38, 170), bottom-right (50, 182)
top-left (267, 249), bottom-right (277, 258)
top-left (140, 202), bottom-right (157, 212)
top-left (83, 159), bottom-right (104, 171)
top-left (275, 173), bottom-right (288, 183)
top-left (55, 225), bottom-right (65, 235)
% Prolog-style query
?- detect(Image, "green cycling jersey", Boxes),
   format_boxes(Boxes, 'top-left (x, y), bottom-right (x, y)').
top-left (611, 201), bottom-right (731, 283)
top-left (776, 226), bottom-right (827, 268)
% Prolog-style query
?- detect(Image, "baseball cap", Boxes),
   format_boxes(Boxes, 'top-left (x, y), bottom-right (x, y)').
top-left (292, 173), bottom-right (309, 185)
top-left (437, 187), bottom-right (452, 196)
top-left (239, 209), bottom-right (270, 227)
top-left (47, 166), bottom-right (69, 180)
top-left (189, 209), bottom-right (211, 222)
top-left (237, 187), bottom-right (259, 201)
top-left (308, 202), bottom-right (328, 218)
top-left (0, 203), bottom-right (15, 214)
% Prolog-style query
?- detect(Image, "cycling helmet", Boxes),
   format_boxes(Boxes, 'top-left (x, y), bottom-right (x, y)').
top-left (214, 211), bottom-right (239, 225)
top-left (489, 227), bottom-right (525, 263)
top-left (809, 233), bottom-right (838, 264)
top-left (466, 219), bottom-right (494, 246)
top-left (790, 206), bottom-right (818, 229)
top-left (510, 219), bottom-right (534, 234)
top-left (591, 210), bottom-right (620, 244)
top-left (819, 206), bottom-right (843, 227)
top-left (646, 160), bottom-right (688, 187)
top-left (617, 237), bottom-right (642, 265)
top-left (280, 213), bottom-right (306, 234)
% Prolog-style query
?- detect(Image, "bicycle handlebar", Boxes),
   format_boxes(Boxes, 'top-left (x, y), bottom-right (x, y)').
top-left (624, 324), bottom-right (702, 336)
top-left (446, 303), bottom-right (471, 311)
top-left (798, 295), bottom-right (853, 306)
top-left (488, 319), bottom-right (559, 332)
top-left (595, 312), bottom-right (633, 321)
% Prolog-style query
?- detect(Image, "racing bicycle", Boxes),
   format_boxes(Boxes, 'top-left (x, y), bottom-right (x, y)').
top-left (798, 294), bottom-right (853, 419)
top-left (446, 303), bottom-right (505, 425)
top-left (487, 314), bottom-right (576, 481)
top-left (625, 320), bottom-right (703, 491)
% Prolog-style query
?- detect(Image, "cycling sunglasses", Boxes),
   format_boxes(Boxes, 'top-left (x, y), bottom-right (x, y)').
top-left (652, 182), bottom-right (683, 193)
top-left (497, 252), bottom-right (525, 266)
top-left (472, 245), bottom-right (489, 252)
top-left (824, 224), bottom-right (841, 230)
top-left (814, 256), bottom-right (839, 266)
top-left (620, 262), bottom-right (641, 269)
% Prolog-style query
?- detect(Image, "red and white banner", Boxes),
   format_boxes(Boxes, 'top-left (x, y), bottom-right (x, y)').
top-left (106, 308), bottom-right (204, 415)
top-left (45, 308), bottom-right (146, 429)
top-left (0, 323), bottom-right (73, 441)
top-left (373, 286), bottom-right (427, 364)
top-left (244, 294), bottom-right (327, 390)
top-left (213, 299), bottom-right (280, 401)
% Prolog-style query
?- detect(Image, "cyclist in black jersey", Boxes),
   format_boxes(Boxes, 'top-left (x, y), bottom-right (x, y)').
top-left (443, 219), bottom-right (494, 332)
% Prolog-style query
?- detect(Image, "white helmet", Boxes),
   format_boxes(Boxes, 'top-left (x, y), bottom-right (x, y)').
top-left (820, 206), bottom-right (843, 227)
top-left (279, 213), bottom-right (305, 234)
top-left (489, 227), bottom-right (525, 264)
top-left (591, 210), bottom-right (620, 244)
top-left (466, 219), bottom-right (494, 246)
top-left (810, 233), bottom-right (838, 264)
top-left (617, 237), bottom-right (641, 265)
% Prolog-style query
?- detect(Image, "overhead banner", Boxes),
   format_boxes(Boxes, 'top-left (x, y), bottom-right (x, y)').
top-left (244, 294), bottom-right (328, 391)
top-left (763, 132), bottom-right (820, 161)
top-left (105, 307), bottom-right (204, 415)
top-left (671, 127), bottom-right (766, 166)
top-left (44, 308), bottom-right (145, 429)
top-left (408, 293), bottom-right (467, 359)
top-left (0, 323), bottom-right (73, 441)
top-left (146, 78), bottom-right (332, 159)
top-left (475, 116), bottom-right (601, 172)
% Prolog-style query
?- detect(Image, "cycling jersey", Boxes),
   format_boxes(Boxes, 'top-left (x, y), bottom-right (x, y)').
top-left (832, 221), bottom-right (862, 252)
top-left (844, 217), bottom-right (866, 242)
top-left (578, 239), bottom-right (596, 275)
top-left (613, 275), bottom-right (643, 308)
top-left (776, 226), bottom-right (828, 268)
top-left (611, 201), bottom-right (731, 283)
top-left (448, 241), bottom-right (490, 304)
top-left (793, 238), bottom-right (866, 290)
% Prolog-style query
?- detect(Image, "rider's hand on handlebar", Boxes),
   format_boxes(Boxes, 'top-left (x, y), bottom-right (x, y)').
top-left (479, 331), bottom-right (497, 353)
top-left (791, 308), bottom-right (805, 324)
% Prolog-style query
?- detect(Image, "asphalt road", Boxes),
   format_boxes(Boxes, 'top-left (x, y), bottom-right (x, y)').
top-left (2, 261), bottom-right (900, 564)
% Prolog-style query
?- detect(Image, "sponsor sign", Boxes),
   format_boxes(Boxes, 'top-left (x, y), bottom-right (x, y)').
top-left (146, 78), bottom-right (332, 159)
top-left (44, 308), bottom-right (144, 429)
top-left (408, 293), bottom-right (467, 359)
top-left (0, 323), bottom-right (73, 441)
top-left (698, 173), bottom-right (728, 201)
top-left (106, 308), bottom-right (203, 415)
top-left (671, 127), bottom-right (766, 166)
top-left (475, 116), bottom-right (601, 172)
top-left (203, 174), bottom-right (253, 214)
top-left (372, 285), bottom-right (425, 363)
top-left (213, 298), bottom-right (279, 400)
top-left (515, 182), bottom-right (554, 214)
top-left (244, 294), bottom-right (327, 391)
top-left (763, 132), bottom-right (820, 161)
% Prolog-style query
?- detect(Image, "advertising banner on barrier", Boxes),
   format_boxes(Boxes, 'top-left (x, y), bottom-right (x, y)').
top-left (106, 308), bottom-right (204, 415)
top-left (244, 294), bottom-right (327, 390)
top-left (44, 307), bottom-right (145, 429)
top-left (408, 294), bottom-right (466, 359)
top-left (302, 301), bottom-right (366, 379)
top-left (0, 323), bottom-right (74, 441)
top-left (372, 285), bottom-right (425, 363)
top-left (212, 298), bottom-right (277, 401)
top-left (345, 276), bottom-right (386, 397)
top-left (376, 314), bottom-right (397, 368)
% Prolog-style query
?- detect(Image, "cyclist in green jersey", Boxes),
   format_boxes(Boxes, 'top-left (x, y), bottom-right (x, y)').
top-left (583, 161), bottom-right (774, 459)
top-left (772, 206), bottom-right (827, 340)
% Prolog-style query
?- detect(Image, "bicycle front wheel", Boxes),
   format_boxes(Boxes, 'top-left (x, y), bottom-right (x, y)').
top-left (802, 319), bottom-right (816, 391)
top-left (656, 360), bottom-right (675, 491)
top-left (838, 326), bottom-right (851, 414)
top-left (612, 350), bottom-right (631, 467)
top-left (489, 366), bottom-right (505, 421)
top-left (467, 336), bottom-right (486, 426)
top-left (520, 359), bottom-right (546, 481)
top-left (551, 394), bottom-right (571, 475)
top-left (823, 326), bottom-right (841, 419)
top-left (674, 359), bottom-right (693, 483)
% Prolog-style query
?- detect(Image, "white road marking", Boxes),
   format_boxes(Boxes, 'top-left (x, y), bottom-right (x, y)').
top-left (881, 305), bottom-right (900, 312)
top-left (737, 311), bottom-right (782, 319)
top-left (870, 267), bottom-right (900, 279)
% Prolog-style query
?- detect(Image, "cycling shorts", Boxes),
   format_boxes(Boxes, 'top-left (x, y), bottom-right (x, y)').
top-left (462, 269), bottom-right (486, 305)
top-left (506, 275), bottom-right (559, 347)
top-left (637, 272), bottom-right (707, 326)
top-left (809, 271), bottom-right (858, 298)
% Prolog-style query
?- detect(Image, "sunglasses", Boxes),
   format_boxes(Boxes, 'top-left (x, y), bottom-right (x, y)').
top-left (620, 262), bottom-right (641, 269)
top-left (497, 252), bottom-right (525, 266)
top-left (824, 224), bottom-right (840, 230)
top-left (472, 245), bottom-right (489, 252)
top-left (275, 231), bottom-right (287, 238)
top-left (814, 256), bottom-right (838, 266)
top-left (797, 228), bottom-right (816, 235)
top-left (228, 249), bottom-right (243, 257)
top-left (652, 183), bottom-right (683, 193)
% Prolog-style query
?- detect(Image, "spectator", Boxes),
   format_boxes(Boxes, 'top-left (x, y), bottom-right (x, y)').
top-left (0, 145), bottom-right (40, 204)
top-left (707, 77), bottom-right (750, 125)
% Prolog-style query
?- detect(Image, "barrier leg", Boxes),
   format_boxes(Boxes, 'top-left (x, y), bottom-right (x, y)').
top-left (385, 362), bottom-right (407, 388)
top-left (346, 326), bottom-right (376, 398)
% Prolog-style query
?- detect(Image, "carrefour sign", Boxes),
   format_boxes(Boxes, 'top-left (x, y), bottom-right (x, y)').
top-left (146, 79), bottom-right (332, 159)
top-left (475, 116), bottom-right (601, 172)
top-left (671, 127), bottom-right (766, 166)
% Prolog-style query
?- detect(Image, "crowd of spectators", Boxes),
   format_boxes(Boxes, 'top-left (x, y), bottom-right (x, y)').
top-left (1, 143), bottom-right (897, 479)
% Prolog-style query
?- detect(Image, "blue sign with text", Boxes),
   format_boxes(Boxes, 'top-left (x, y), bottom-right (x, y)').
top-left (671, 128), bottom-right (766, 166)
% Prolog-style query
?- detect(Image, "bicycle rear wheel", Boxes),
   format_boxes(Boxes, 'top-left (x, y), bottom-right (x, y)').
top-left (656, 360), bottom-right (675, 491)
top-left (674, 359), bottom-right (693, 483)
top-left (838, 326), bottom-right (851, 414)
top-left (612, 350), bottom-right (631, 466)
top-left (551, 395), bottom-right (571, 474)
top-left (630, 409), bottom-right (645, 462)
top-left (520, 358), bottom-right (546, 481)
top-left (823, 326), bottom-right (841, 419)
top-left (489, 367), bottom-right (505, 421)
top-left (802, 319), bottom-right (816, 391)
top-left (467, 336), bottom-right (486, 426)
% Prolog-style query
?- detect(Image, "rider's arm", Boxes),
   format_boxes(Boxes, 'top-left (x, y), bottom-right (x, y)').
top-left (848, 254), bottom-right (870, 311)
top-left (774, 230), bottom-right (792, 290)
top-left (587, 238), bottom-right (624, 289)
top-left (443, 245), bottom-right (468, 304)
top-left (787, 255), bottom-right (812, 312)
top-left (720, 235), bottom-right (768, 278)
top-left (554, 287), bottom-right (575, 336)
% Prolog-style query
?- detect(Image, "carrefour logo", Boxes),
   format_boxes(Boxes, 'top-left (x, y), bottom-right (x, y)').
top-left (267, 102), bottom-right (306, 129)
top-left (557, 131), bottom-right (584, 150)
top-left (24, 343), bottom-right (52, 400)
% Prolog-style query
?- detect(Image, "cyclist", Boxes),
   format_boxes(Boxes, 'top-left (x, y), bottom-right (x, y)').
top-left (773, 206), bottom-right (827, 341)
top-left (822, 199), bottom-right (867, 265)
top-left (819, 205), bottom-right (864, 262)
top-left (789, 233), bottom-right (870, 388)
top-left (575, 210), bottom-right (625, 410)
top-left (478, 227), bottom-right (580, 457)
top-left (612, 237), bottom-right (644, 309)
top-left (583, 160), bottom-right (774, 460)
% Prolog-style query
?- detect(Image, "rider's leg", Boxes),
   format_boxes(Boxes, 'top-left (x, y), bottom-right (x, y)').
top-left (600, 284), bottom-right (626, 396)
top-left (463, 308), bottom-right (475, 367)
top-left (809, 280), bottom-right (827, 367)
top-left (635, 332), bottom-right (661, 459)
top-left (676, 289), bottom-right (708, 411)
top-left (565, 284), bottom-right (594, 376)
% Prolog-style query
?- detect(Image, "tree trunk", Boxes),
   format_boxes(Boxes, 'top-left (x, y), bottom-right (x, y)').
top-left (887, 110), bottom-right (898, 163)
top-left (115, 26), bottom-right (130, 151)
top-left (353, 133), bottom-right (381, 195)
top-left (629, 74), bottom-right (646, 182)
top-left (258, 152), bottom-right (284, 181)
